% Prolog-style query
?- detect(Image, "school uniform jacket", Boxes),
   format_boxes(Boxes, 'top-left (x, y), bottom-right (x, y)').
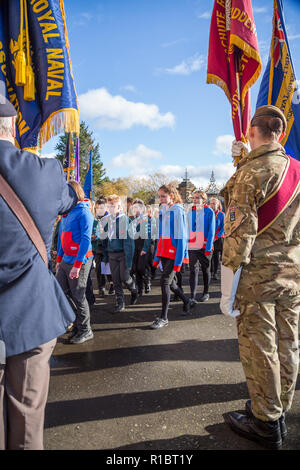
top-left (153, 203), bottom-right (189, 272)
top-left (0, 140), bottom-right (77, 357)
top-left (187, 206), bottom-right (216, 254)
top-left (214, 210), bottom-right (225, 240)
top-left (56, 200), bottom-right (94, 268)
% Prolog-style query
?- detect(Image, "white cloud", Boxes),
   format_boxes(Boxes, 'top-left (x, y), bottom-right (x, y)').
top-left (288, 34), bottom-right (300, 41)
top-left (253, 7), bottom-right (268, 14)
top-left (78, 88), bottom-right (175, 130)
top-left (197, 11), bottom-right (211, 19)
top-left (160, 53), bottom-right (205, 76)
top-left (40, 152), bottom-right (56, 158)
top-left (161, 38), bottom-right (188, 48)
top-left (213, 134), bottom-right (235, 156)
top-left (120, 84), bottom-right (138, 93)
top-left (112, 145), bottom-right (164, 175)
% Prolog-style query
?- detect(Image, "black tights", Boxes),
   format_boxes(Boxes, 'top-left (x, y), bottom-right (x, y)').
top-left (189, 249), bottom-right (212, 298)
top-left (160, 258), bottom-right (188, 320)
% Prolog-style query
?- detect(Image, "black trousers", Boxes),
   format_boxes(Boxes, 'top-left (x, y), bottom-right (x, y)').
top-left (132, 248), bottom-right (151, 293)
top-left (109, 251), bottom-right (136, 305)
top-left (160, 257), bottom-right (188, 320)
top-left (211, 238), bottom-right (223, 275)
top-left (189, 249), bottom-right (212, 298)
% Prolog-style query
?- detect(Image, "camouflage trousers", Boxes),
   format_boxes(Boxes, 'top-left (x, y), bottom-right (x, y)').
top-left (236, 295), bottom-right (300, 422)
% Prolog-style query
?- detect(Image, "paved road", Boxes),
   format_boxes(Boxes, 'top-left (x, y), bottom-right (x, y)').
top-left (44, 271), bottom-right (300, 451)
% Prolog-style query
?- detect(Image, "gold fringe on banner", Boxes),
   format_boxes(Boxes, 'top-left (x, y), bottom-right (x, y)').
top-left (38, 108), bottom-right (80, 147)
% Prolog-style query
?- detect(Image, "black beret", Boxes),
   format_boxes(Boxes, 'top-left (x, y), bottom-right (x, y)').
top-left (252, 105), bottom-right (287, 132)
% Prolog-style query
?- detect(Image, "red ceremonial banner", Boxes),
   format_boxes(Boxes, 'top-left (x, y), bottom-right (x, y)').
top-left (207, 0), bottom-right (262, 164)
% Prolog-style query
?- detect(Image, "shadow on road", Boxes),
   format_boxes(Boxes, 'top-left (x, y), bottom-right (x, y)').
top-left (51, 338), bottom-right (241, 376)
top-left (45, 381), bottom-right (249, 428)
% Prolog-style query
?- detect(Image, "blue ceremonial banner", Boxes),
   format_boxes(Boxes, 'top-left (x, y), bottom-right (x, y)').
top-left (84, 150), bottom-right (93, 200)
top-left (256, 0), bottom-right (300, 161)
top-left (0, 0), bottom-right (79, 152)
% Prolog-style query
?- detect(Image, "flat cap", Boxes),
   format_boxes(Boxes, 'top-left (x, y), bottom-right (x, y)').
top-left (0, 93), bottom-right (17, 117)
top-left (252, 105), bottom-right (287, 132)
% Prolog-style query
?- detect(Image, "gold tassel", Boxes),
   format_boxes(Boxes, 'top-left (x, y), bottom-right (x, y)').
top-left (24, 64), bottom-right (35, 101)
top-left (16, 0), bottom-right (26, 86)
top-left (15, 49), bottom-right (26, 86)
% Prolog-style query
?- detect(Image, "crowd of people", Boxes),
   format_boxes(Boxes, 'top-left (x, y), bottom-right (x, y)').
top-left (51, 184), bottom-right (225, 343)
top-left (1, 98), bottom-right (299, 451)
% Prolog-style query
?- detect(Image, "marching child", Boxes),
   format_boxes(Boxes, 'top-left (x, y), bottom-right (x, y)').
top-left (209, 197), bottom-right (225, 280)
top-left (131, 199), bottom-right (153, 296)
top-left (151, 183), bottom-right (193, 329)
top-left (187, 190), bottom-right (215, 303)
top-left (101, 195), bottom-right (137, 313)
top-left (95, 197), bottom-right (114, 296)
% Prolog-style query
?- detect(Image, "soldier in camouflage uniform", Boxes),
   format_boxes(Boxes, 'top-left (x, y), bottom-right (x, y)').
top-left (221, 105), bottom-right (300, 449)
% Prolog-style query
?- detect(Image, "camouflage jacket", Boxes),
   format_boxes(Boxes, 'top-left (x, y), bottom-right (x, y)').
top-left (221, 142), bottom-right (300, 299)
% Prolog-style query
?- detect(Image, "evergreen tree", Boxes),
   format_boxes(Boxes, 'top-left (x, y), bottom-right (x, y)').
top-left (55, 121), bottom-right (107, 187)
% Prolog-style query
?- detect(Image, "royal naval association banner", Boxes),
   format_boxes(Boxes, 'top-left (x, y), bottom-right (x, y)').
top-left (256, 0), bottom-right (300, 161)
top-left (0, 0), bottom-right (79, 152)
top-left (207, 0), bottom-right (262, 165)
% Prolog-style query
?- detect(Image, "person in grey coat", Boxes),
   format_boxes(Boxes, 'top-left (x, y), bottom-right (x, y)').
top-left (0, 97), bottom-right (77, 450)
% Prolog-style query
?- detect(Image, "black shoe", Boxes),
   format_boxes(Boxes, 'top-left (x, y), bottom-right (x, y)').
top-left (199, 293), bottom-right (209, 302)
top-left (245, 400), bottom-right (287, 441)
top-left (225, 411), bottom-right (282, 450)
top-left (69, 329), bottom-right (94, 344)
top-left (99, 288), bottom-right (105, 298)
top-left (145, 284), bottom-right (151, 294)
top-left (112, 303), bottom-right (125, 313)
top-left (130, 290), bottom-right (138, 305)
top-left (182, 298), bottom-right (195, 316)
top-left (150, 318), bottom-right (168, 329)
top-left (67, 328), bottom-right (78, 341)
top-left (108, 283), bottom-right (115, 295)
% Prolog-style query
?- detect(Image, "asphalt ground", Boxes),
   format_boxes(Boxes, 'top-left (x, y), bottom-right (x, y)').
top-left (44, 268), bottom-right (300, 453)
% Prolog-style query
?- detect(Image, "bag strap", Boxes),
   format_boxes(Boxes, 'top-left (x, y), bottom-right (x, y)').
top-left (0, 173), bottom-right (49, 268)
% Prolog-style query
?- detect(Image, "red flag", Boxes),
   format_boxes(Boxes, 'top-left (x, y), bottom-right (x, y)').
top-left (207, 0), bottom-right (262, 165)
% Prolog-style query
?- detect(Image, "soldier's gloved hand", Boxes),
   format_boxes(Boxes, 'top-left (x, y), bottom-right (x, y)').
top-left (231, 140), bottom-right (250, 159)
top-left (220, 265), bottom-right (241, 318)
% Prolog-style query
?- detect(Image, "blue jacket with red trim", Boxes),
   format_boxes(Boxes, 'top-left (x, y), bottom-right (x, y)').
top-left (153, 204), bottom-right (189, 272)
top-left (57, 200), bottom-right (94, 268)
top-left (187, 206), bottom-right (216, 254)
top-left (214, 210), bottom-right (225, 240)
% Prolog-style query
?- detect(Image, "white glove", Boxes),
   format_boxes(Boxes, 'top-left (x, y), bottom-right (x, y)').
top-left (0, 339), bottom-right (6, 365)
top-left (220, 264), bottom-right (242, 318)
top-left (231, 140), bottom-right (249, 158)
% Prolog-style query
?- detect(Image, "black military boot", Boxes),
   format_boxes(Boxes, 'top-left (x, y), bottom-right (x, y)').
top-left (225, 411), bottom-right (282, 450)
top-left (245, 400), bottom-right (287, 441)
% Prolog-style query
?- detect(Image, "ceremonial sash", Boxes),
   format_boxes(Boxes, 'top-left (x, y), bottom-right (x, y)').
top-left (257, 156), bottom-right (300, 236)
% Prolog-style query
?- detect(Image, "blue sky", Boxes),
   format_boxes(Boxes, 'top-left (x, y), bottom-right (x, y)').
top-left (42, 0), bottom-right (300, 188)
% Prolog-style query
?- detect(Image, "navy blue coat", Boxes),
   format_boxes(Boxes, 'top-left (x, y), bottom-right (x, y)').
top-left (0, 140), bottom-right (77, 357)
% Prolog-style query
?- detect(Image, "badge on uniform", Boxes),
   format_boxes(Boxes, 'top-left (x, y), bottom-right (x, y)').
top-left (230, 207), bottom-right (236, 222)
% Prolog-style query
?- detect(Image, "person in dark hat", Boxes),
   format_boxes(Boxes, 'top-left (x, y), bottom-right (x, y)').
top-left (220, 105), bottom-right (300, 449)
top-left (0, 95), bottom-right (78, 449)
